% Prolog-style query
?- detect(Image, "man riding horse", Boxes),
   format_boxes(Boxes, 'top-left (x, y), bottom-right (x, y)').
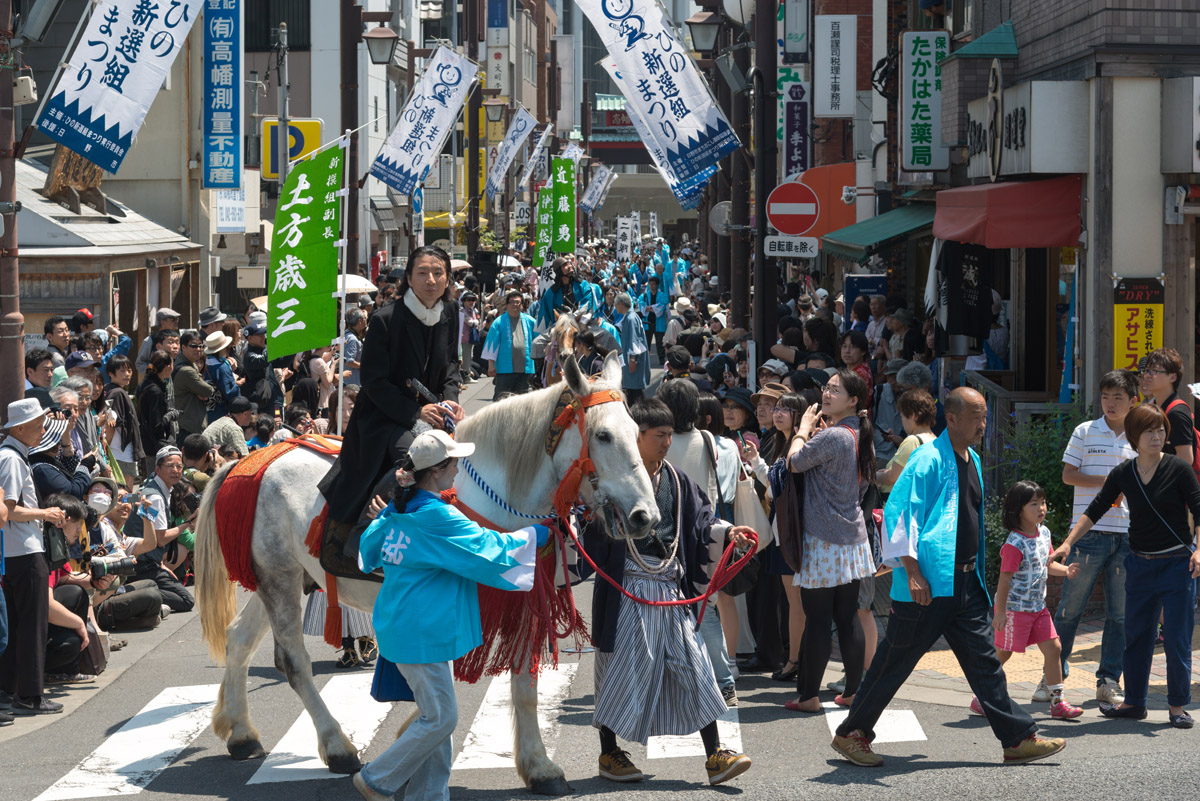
top-left (318, 246), bottom-right (466, 576)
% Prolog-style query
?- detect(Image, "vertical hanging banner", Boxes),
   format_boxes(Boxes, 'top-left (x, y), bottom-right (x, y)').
top-left (900, 30), bottom-right (950, 171)
top-left (518, 124), bottom-right (554, 192)
top-left (1113, 278), bottom-right (1164, 371)
top-left (579, 164), bottom-right (612, 214)
top-left (37, 0), bottom-right (204, 172)
top-left (813, 15), bottom-right (855, 118)
top-left (532, 188), bottom-right (553, 267)
top-left (202, 0), bottom-right (242, 188)
top-left (631, 210), bottom-right (642, 241)
top-left (649, 211), bottom-right (659, 238)
top-left (597, 172), bottom-right (618, 211)
top-left (485, 107), bottom-right (536, 202)
top-left (371, 46), bottom-right (478, 195)
top-left (578, 0), bottom-right (739, 187)
top-left (561, 143), bottom-right (584, 162)
top-left (268, 143), bottom-right (345, 358)
top-left (617, 217), bottom-right (633, 260)
top-left (551, 157), bottom-right (576, 254)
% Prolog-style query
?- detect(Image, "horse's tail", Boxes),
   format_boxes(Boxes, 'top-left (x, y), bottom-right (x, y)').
top-left (196, 461), bottom-right (238, 665)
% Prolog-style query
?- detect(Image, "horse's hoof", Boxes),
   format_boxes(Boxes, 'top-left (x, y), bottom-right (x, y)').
top-left (326, 752), bottom-right (363, 775)
top-left (228, 739), bottom-right (266, 761)
top-left (529, 777), bottom-right (573, 796)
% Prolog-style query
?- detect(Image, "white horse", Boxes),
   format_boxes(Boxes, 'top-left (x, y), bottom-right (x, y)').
top-left (194, 352), bottom-right (657, 795)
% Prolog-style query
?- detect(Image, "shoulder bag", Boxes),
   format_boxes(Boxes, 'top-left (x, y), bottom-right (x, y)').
top-left (840, 424), bottom-right (888, 575)
top-left (701, 431), bottom-right (759, 595)
top-left (77, 619), bottom-right (108, 676)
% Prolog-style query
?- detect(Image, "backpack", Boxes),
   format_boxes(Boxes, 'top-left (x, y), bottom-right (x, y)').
top-left (1164, 399), bottom-right (1200, 482)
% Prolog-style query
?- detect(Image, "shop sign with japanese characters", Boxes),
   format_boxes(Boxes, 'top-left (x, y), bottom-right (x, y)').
top-left (899, 30), bottom-right (949, 171)
top-left (764, 235), bottom-right (818, 258)
top-left (814, 16), bottom-right (855, 118)
top-left (371, 46), bottom-right (477, 195)
top-left (38, 0), bottom-right (204, 172)
top-left (579, 0), bottom-right (739, 187)
top-left (551, 157), bottom-right (576, 254)
top-left (202, 0), bottom-right (241, 188)
top-left (518, 124), bottom-right (554, 192)
top-left (782, 81), bottom-right (810, 177)
top-left (1113, 278), bottom-right (1164, 372)
top-left (485, 107), bottom-right (536, 202)
top-left (268, 143), bottom-right (345, 358)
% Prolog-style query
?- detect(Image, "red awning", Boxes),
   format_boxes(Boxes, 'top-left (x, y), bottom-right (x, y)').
top-left (932, 174), bottom-right (1082, 249)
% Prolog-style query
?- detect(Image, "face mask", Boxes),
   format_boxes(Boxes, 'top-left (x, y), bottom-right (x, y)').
top-left (87, 493), bottom-right (111, 515)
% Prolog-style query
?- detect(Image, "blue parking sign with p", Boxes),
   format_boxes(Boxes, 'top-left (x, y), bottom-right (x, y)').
top-left (261, 119), bottom-right (324, 180)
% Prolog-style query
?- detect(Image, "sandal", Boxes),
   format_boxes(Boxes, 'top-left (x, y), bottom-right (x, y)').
top-left (357, 637), bottom-right (378, 664)
top-left (335, 649), bottom-right (361, 669)
top-left (109, 639), bottom-right (128, 652)
top-left (834, 694), bottom-right (854, 708)
top-left (784, 698), bottom-right (821, 713)
top-left (1169, 711), bottom-right (1194, 729)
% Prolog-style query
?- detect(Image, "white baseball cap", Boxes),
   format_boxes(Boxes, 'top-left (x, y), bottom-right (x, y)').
top-left (409, 430), bottom-right (475, 471)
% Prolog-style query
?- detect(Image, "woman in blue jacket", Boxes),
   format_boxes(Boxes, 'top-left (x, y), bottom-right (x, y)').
top-left (352, 430), bottom-right (547, 801)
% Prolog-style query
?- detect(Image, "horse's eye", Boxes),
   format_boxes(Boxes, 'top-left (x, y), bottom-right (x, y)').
top-left (596, 430), bottom-right (613, 444)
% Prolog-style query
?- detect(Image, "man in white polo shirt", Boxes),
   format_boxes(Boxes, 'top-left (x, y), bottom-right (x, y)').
top-left (0, 400), bottom-right (67, 715)
top-left (1048, 369), bottom-right (1139, 706)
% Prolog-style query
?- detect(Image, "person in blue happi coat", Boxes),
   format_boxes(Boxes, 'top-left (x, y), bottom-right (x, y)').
top-left (353, 430), bottom-right (547, 801)
top-left (616, 292), bottom-right (650, 403)
top-left (535, 257), bottom-right (600, 330)
top-left (482, 289), bottom-right (537, 400)
top-left (639, 275), bottom-right (670, 366)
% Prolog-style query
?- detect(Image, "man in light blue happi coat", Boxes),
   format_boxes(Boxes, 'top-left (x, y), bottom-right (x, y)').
top-left (482, 289), bottom-right (537, 400)
top-left (617, 293), bottom-right (650, 403)
top-left (354, 430), bottom-right (547, 801)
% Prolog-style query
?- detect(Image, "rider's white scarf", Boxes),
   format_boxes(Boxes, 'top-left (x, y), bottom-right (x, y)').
top-left (404, 289), bottom-right (444, 327)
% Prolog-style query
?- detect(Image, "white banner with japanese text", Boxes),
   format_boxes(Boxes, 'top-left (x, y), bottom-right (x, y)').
top-left (371, 46), bottom-right (477, 195)
top-left (579, 164), bottom-right (612, 214)
top-left (518, 124), bottom-right (554, 192)
top-left (617, 216), bottom-right (633, 260)
top-left (37, 0), bottom-right (204, 172)
top-left (813, 15), bottom-right (855, 118)
top-left (485, 107), bottom-right (536, 202)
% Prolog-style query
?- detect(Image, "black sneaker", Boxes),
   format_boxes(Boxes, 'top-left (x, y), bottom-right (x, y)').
top-left (0, 710), bottom-right (13, 726)
top-left (11, 696), bottom-right (64, 715)
top-left (0, 691), bottom-right (12, 711)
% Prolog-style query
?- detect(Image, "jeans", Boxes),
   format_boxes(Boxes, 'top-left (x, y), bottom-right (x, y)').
top-left (837, 569), bottom-right (1037, 749)
top-left (136, 567), bottom-right (194, 613)
top-left (697, 604), bottom-right (734, 691)
top-left (493, 372), bottom-right (531, 400)
top-left (1054, 530), bottom-right (1128, 685)
top-left (360, 661), bottom-right (456, 800)
top-left (1122, 551), bottom-right (1196, 708)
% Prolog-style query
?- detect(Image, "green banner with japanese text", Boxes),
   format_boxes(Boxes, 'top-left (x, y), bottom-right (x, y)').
top-left (551, 156), bottom-right (575, 253)
top-left (268, 144), bottom-right (344, 358)
top-left (533, 187), bottom-right (553, 268)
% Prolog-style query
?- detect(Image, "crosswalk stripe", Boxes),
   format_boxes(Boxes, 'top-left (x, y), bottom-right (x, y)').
top-left (821, 702), bottom-right (927, 743)
top-left (453, 663), bottom-right (579, 770)
top-left (247, 673), bottom-right (392, 784)
top-left (33, 684), bottom-right (221, 801)
top-left (646, 707), bottom-right (741, 760)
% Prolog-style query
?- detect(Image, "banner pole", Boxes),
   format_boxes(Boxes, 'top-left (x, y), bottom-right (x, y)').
top-left (336, 129), bottom-right (351, 435)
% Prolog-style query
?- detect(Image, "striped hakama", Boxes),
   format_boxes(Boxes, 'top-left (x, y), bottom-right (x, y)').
top-left (302, 591), bottom-right (376, 639)
top-left (592, 555), bottom-right (728, 745)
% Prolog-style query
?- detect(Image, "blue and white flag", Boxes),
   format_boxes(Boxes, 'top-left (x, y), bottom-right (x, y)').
top-left (371, 46), bottom-right (477, 196)
top-left (485, 107), bottom-right (536, 202)
top-left (597, 172), bottom-right (617, 211)
top-left (561, 143), bottom-right (584, 163)
top-left (518, 124), bottom-right (554, 192)
top-left (579, 0), bottom-right (739, 187)
top-left (36, 0), bottom-right (204, 172)
top-left (579, 165), bottom-right (612, 214)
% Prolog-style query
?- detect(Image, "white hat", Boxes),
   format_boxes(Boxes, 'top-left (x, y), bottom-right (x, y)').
top-left (814, 288), bottom-right (829, 301)
top-left (204, 330), bottom-right (234, 355)
top-left (247, 310), bottom-right (267, 327)
top-left (759, 358), bottom-right (789, 376)
top-left (673, 297), bottom-right (692, 315)
top-left (5, 398), bottom-right (48, 429)
top-left (409, 430), bottom-right (474, 471)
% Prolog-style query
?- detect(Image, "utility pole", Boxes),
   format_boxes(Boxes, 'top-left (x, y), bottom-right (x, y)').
top-left (729, 41), bottom-right (751, 329)
top-left (341, 0), bottom-right (362, 276)
top-left (0, 0), bottom-right (21, 419)
top-left (277, 22), bottom-right (290, 186)
top-left (465, 0), bottom-right (481, 258)
top-left (714, 28), bottom-right (732, 295)
top-left (752, 6), bottom-right (778, 349)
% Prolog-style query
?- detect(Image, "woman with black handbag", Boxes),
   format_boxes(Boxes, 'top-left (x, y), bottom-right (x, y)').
top-left (783, 370), bottom-right (877, 713)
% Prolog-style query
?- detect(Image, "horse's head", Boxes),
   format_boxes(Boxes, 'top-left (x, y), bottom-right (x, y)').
top-left (557, 351), bottom-right (658, 541)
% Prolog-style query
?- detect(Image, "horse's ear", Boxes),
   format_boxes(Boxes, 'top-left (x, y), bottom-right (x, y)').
top-left (561, 353), bottom-right (590, 397)
top-left (600, 350), bottom-right (621, 386)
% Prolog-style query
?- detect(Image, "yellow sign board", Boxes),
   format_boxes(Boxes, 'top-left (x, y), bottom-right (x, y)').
top-left (260, 118), bottom-right (325, 180)
top-left (1113, 278), bottom-right (1163, 371)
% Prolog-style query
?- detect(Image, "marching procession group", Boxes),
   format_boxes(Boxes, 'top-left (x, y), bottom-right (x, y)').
top-left (2, 238), bottom-right (1198, 801)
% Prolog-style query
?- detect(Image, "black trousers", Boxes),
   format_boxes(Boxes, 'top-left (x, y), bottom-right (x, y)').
top-left (747, 553), bottom-right (787, 666)
top-left (136, 567), bottom-right (194, 612)
top-left (97, 580), bottom-right (163, 630)
top-left (647, 330), bottom-right (665, 364)
top-left (47, 584), bottom-right (89, 675)
top-left (797, 581), bottom-right (865, 701)
top-left (0, 553), bottom-right (49, 700)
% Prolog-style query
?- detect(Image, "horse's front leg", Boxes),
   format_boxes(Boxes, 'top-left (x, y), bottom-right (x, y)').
top-left (213, 593), bottom-right (271, 760)
top-left (511, 661), bottom-right (572, 796)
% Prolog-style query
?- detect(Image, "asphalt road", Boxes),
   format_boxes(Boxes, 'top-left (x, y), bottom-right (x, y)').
top-left (4, 376), bottom-right (1197, 801)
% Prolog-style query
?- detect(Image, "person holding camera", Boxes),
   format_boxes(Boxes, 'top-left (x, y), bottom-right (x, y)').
top-left (85, 479), bottom-right (164, 630)
top-left (1, 399), bottom-right (68, 715)
top-left (124, 446), bottom-right (195, 613)
top-left (40, 494), bottom-right (102, 684)
top-left (28, 413), bottom-right (96, 503)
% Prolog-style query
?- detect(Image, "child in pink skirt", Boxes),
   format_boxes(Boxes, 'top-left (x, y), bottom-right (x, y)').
top-left (971, 480), bottom-right (1084, 719)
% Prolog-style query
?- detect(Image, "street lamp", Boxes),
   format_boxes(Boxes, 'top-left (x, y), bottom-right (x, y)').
top-left (685, 11), bottom-right (721, 53)
top-left (361, 24), bottom-right (399, 65)
top-left (483, 98), bottom-right (506, 123)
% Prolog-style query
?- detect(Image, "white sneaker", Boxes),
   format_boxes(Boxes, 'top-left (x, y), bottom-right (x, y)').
top-left (729, 665), bottom-right (740, 681)
top-left (1096, 679), bottom-right (1124, 705)
top-left (1031, 678), bottom-right (1051, 703)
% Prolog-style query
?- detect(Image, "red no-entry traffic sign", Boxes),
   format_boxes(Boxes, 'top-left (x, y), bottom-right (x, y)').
top-left (767, 182), bottom-right (820, 236)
